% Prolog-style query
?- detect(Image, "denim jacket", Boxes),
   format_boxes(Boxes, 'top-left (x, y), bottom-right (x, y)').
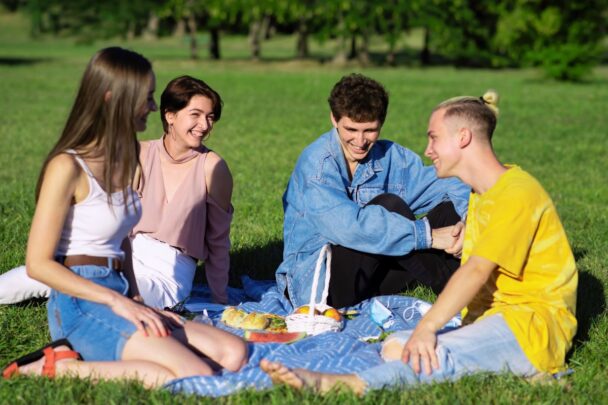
top-left (275, 129), bottom-right (471, 308)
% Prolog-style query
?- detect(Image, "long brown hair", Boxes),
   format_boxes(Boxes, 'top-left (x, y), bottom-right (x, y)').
top-left (35, 47), bottom-right (152, 205)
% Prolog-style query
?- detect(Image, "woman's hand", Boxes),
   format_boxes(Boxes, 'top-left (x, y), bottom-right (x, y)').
top-left (401, 323), bottom-right (439, 376)
top-left (108, 293), bottom-right (171, 337)
top-left (132, 294), bottom-right (145, 303)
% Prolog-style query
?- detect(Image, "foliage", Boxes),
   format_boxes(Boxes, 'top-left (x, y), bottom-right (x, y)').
top-left (494, 0), bottom-right (608, 81)
top-left (27, 0), bottom-right (164, 41)
top-left (418, 0), bottom-right (504, 67)
top-left (424, 0), bottom-right (608, 79)
top-left (15, 0), bottom-right (608, 78)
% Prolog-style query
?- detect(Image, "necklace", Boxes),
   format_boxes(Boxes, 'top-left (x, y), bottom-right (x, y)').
top-left (161, 135), bottom-right (199, 164)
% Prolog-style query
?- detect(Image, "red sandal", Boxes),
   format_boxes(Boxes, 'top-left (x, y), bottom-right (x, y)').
top-left (2, 339), bottom-right (81, 379)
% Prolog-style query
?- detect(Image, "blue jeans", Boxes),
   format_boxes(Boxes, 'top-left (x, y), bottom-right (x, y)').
top-left (47, 265), bottom-right (137, 361)
top-left (357, 315), bottom-right (537, 391)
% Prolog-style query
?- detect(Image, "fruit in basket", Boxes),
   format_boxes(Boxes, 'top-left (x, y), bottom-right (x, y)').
top-left (294, 305), bottom-right (321, 315)
top-left (322, 307), bottom-right (342, 322)
top-left (244, 330), bottom-right (307, 343)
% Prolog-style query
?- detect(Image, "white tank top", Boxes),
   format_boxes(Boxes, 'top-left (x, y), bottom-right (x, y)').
top-left (56, 151), bottom-right (142, 259)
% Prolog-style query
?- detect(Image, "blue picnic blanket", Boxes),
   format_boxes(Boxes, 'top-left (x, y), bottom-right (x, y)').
top-left (164, 277), bottom-right (459, 397)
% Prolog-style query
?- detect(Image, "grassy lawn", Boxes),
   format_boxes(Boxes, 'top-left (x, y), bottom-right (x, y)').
top-left (1, 10), bottom-right (607, 404)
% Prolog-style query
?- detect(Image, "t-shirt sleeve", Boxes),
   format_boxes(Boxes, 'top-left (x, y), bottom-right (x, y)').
top-left (470, 186), bottom-right (542, 278)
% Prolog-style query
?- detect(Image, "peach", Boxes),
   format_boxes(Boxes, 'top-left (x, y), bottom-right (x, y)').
top-left (322, 307), bottom-right (342, 322)
top-left (294, 305), bottom-right (321, 315)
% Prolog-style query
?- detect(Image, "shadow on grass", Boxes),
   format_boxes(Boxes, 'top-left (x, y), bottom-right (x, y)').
top-left (569, 245), bottom-right (606, 350)
top-left (195, 239), bottom-right (283, 288)
top-left (10, 297), bottom-right (47, 308)
top-left (572, 269), bottom-right (605, 346)
top-left (0, 57), bottom-right (51, 66)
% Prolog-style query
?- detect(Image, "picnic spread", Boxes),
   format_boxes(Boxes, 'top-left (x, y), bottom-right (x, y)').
top-left (163, 276), bottom-right (460, 397)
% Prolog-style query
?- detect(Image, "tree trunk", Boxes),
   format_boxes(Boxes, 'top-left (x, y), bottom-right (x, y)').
top-left (187, 15), bottom-right (198, 60)
top-left (174, 19), bottom-right (186, 37)
top-left (262, 15), bottom-right (273, 39)
top-left (126, 20), bottom-right (135, 41)
top-left (421, 26), bottom-right (431, 65)
top-left (332, 13), bottom-right (347, 65)
top-left (143, 12), bottom-right (159, 40)
top-left (358, 30), bottom-right (370, 66)
top-left (348, 35), bottom-right (357, 60)
top-left (386, 42), bottom-right (396, 66)
top-left (209, 27), bottom-right (220, 60)
top-left (296, 17), bottom-right (309, 59)
top-left (249, 18), bottom-right (263, 61)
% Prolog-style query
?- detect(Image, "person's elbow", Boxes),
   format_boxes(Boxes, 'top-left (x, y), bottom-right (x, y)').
top-left (24, 257), bottom-right (47, 282)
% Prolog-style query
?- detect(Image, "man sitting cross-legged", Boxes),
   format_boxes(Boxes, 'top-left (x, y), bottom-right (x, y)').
top-left (276, 73), bottom-right (471, 309)
top-left (262, 90), bottom-right (578, 394)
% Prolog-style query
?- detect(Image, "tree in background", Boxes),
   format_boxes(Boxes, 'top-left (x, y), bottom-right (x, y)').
top-left (421, 0), bottom-right (608, 80)
top-left (160, 0), bottom-right (239, 60)
top-left (375, 0), bottom-right (411, 66)
top-left (27, 0), bottom-right (160, 41)
top-left (12, 0), bottom-right (608, 80)
top-left (416, 0), bottom-right (502, 67)
top-left (494, 0), bottom-right (608, 80)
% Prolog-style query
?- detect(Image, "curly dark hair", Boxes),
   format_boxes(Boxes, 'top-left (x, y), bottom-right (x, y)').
top-left (328, 73), bottom-right (389, 124)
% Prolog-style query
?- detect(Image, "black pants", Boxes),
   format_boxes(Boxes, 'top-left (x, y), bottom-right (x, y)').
top-left (327, 194), bottom-right (461, 308)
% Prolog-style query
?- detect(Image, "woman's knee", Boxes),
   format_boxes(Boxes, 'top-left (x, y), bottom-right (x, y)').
top-left (218, 336), bottom-right (248, 372)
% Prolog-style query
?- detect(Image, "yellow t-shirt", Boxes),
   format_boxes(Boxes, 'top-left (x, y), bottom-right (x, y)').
top-left (461, 165), bottom-right (577, 373)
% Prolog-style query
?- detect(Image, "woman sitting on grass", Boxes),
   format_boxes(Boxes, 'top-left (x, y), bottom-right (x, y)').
top-left (129, 74), bottom-right (233, 308)
top-left (2, 47), bottom-right (247, 387)
top-left (261, 90), bottom-right (578, 394)
top-left (0, 74), bottom-right (233, 309)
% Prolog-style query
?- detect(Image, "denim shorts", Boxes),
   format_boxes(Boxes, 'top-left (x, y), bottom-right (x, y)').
top-left (47, 265), bottom-right (137, 361)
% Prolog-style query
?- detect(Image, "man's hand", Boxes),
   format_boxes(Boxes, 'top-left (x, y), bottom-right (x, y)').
top-left (401, 323), bottom-right (439, 375)
top-left (431, 225), bottom-right (457, 250)
top-left (445, 221), bottom-right (465, 258)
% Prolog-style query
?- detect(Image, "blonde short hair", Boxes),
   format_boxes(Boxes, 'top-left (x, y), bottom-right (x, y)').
top-left (434, 90), bottom-right (499, 140)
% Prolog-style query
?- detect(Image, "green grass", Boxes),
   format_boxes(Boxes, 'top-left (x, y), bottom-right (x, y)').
top-left (1, 10), bottom-right (608, 404)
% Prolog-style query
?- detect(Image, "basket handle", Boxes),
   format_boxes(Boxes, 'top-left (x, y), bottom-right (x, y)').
top-left (308, 244), bottom-right (332, 318)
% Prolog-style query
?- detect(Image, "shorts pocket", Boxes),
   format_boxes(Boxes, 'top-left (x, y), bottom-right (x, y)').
top-left (70, 265), bottom-right (128, 295)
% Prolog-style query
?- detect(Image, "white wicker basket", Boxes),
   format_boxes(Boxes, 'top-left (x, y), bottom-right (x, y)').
top-left (285, 244), bottom-right (343, 335)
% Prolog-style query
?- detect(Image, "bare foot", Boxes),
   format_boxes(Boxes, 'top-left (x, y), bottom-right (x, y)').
top-left (260, 359), bottom-right (310, 389)
top-left (260, 359), bottom-right (366, 395)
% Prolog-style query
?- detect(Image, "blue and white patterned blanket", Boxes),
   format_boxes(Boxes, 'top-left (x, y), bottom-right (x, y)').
top-left (164, 277), bottom-right (458, 397)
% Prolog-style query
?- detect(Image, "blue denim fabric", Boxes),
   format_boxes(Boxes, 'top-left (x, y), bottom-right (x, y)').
top-left (47, 265), bottom-right (137, 361)
top-left (275, 129), bottom-right (471, 307)
top-left (357, 315), bottom-right (538, 391)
